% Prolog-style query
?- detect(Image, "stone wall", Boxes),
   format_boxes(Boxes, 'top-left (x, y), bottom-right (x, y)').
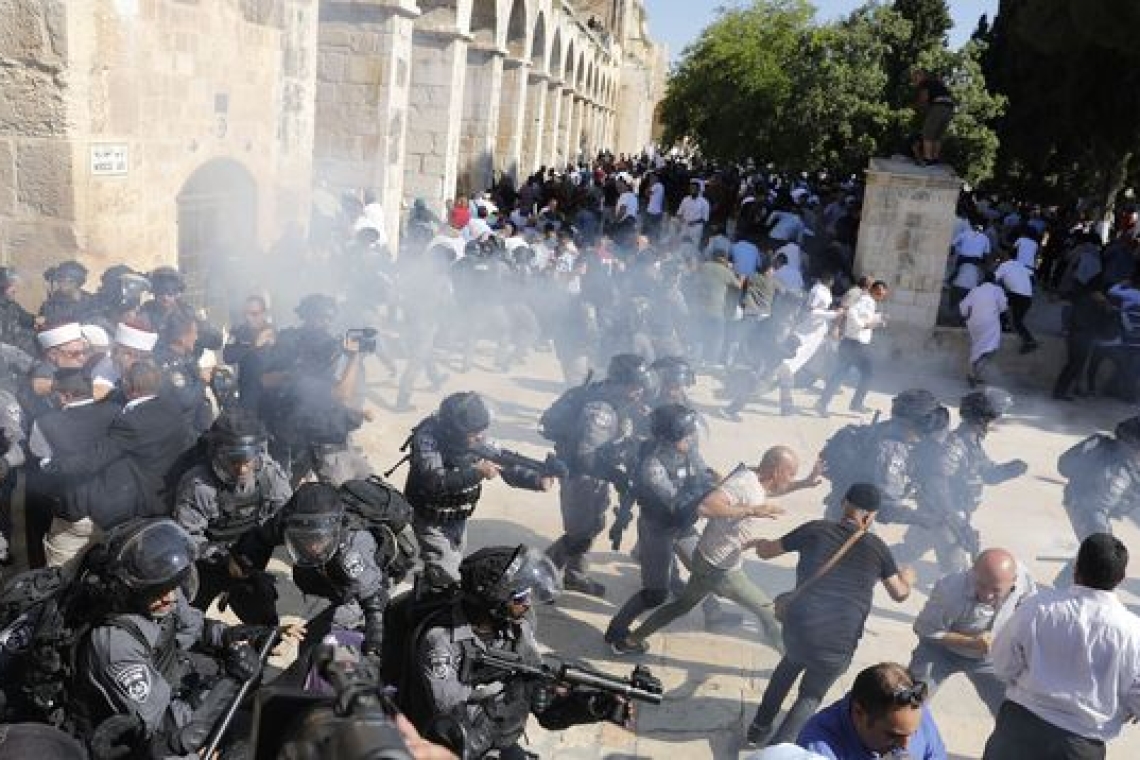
top-left (0, 0), bottom-right (76, 299)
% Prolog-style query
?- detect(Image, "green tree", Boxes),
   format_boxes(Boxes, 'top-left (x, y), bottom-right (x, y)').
top-left (986, 0), bottom-right (1140, 212)
top-left (885, 0), bottom-right (953, 106)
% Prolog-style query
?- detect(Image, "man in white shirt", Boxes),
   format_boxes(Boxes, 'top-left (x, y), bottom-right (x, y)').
top-left (959, 278), bottom-right (1008, 386)
top-left (909, 549), bottom-right (1036, 717)
top-left (612, 177), bottom-right (639, 249)
top-left (1012, 230), bottom-right (1040, 271)
top-left (644, 172), bottom-right (666, 242)
top-left (677, 180), bottom-right (711, 245)
top-left (994, 252), bottom-right (1038, 353)
top-left (815, 281), bottom-right (888, 417)
top-left (984, 533), bottom-right (1140, 760)
top-left (612, 446), bottom-right (822, 656)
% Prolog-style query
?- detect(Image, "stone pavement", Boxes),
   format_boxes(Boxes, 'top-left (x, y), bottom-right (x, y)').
top-left (292, 345), bottom-right (1140, 759)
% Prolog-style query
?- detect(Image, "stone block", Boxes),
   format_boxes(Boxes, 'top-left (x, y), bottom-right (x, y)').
top-left (318, 51), bottom-right (346, 82)
top-left (346, 55), bottom-right (384, 84)
top-left (16, 139), bottom-right (73, 218)
top-left (0, 67), bottom-right (66, 136)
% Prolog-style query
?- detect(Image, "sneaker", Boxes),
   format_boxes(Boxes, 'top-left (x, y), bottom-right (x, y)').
top-left (611, 637), bottom-right (649, 656)
top-left (744, 721), bottom-right (773, 748)
top-left (564, 574), bottom-right (607, 598)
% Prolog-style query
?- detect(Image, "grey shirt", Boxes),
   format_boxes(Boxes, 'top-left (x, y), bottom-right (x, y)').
top-left (913, 563), bottom-right (1036, 659)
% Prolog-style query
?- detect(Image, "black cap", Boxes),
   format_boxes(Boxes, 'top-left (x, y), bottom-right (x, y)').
top-left (845, 483), bottom-right (881, 512)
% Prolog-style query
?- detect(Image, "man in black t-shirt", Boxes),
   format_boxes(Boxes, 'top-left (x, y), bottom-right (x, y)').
top-left (745, 483), bottom-right (916, 748)
top-left (911, 68), bottom-right (955, 166)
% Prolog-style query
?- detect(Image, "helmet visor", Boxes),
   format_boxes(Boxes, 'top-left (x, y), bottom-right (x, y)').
top-left (284, 512), bottom-right (342, 567)
top-left (509, 549), bottom-right (562, 605)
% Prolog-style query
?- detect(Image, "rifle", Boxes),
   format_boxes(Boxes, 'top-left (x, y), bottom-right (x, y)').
top-left (608, 480), bottom-right (637, 551)
top-left (941, 509), bottom-right (981, 558)
top-left (201, 628), bottom-right (282, 758)
top-left (463, 648), bottom-right (663, 706)
top-left (470, 442), bottom-right (569, 480)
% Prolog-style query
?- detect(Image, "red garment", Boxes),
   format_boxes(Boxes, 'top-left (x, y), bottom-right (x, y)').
top-left (449, 205), bottom-right (471, 229)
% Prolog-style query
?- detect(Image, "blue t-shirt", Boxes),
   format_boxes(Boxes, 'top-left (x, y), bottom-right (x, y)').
top-left (730, 240), bottom-right (761, 277)
top-left (798, 695), bottom-right (947, 759)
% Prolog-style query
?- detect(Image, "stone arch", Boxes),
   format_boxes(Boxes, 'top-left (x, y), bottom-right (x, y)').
top-left (468, 0), bottom-right (497, 47)
top-left (176, 158), bottom-right (257, 318)
top-left (503, 0), bottom-right (528, 58)
top-left (550, 25), bottom-right (563, 81)
top-left (576, 49), bottom-right (586, 91)
top-left (563, 37), bottom-right (576, 83)
top-left (531, 9), bottom-right (547, 72)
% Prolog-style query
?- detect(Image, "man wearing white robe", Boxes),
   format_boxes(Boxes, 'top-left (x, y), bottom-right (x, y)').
top-left (959, 279), bottom-right (1008, 386)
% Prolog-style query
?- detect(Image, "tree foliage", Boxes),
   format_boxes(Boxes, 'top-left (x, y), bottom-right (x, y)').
top-left (658, 0), bottom-right (1003, 183)
top-left (983, 0), bottom-right (1140, 211)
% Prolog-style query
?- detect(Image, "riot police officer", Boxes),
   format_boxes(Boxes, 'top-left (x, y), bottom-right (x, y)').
top-left (174, 409), bottom-right (292, 624)
top-left (819, 388), bottom-right (948, 524)
top-left (154, 310), bottom-right (213, 434)
top-left (1054, 415), bottom-right (1140, 584)
top-left (605, 404), bottom-right (734, 646)
top-left (0, 266), bottom-right (37, 355)
top-left (404, 392), bottom-right (552, 588)
top-left (396, 545), bottom-right (640, 759)
top-left (73, 519), bottom-right (286, 757)
top-left (232, 482), bottom-right (393, 671)
top-left (140, 266), bottom-right (223, 354)
top-left (544, 353), bottom-right (653, 597)
top-left (903, 389), bottom-right (1028, 572)
top-left (39, 261), bottom-right (98, 325)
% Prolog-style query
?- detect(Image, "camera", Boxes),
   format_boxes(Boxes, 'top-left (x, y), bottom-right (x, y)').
top-left (345, 328), bottom-right (378, 354)
top-left (250, 644), bottom-right (411, 760)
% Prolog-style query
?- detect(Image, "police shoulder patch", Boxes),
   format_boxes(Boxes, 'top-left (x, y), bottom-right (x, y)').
top-left (426, 646), bottom-right (457, 680)
top-left (110, 662), bottom-right (152, 704)
top-left (168, 371), bottom-right (187, 389)
top-left (342, 550), bottom-right (366, 578)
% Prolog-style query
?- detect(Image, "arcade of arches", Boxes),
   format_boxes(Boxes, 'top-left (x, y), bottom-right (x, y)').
top-left (0, 0), bottom-right (665, 296)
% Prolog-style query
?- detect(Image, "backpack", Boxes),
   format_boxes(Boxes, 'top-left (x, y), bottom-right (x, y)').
top-left (538, 372), bottom-right (598, 445)
top-left (339, 475), bottom-right (418, 583)
top-left (819, 420), bottom-right (886, 485)
top-left (1057, 434), bottom-right (1119, 480)
top-left (0, 560), bottom-right (111, 729)
top-left (380, 586), bottom-right (460, 728)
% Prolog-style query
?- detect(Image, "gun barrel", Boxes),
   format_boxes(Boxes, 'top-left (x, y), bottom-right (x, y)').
top-left (560, 665), bottom-right (664, 705)
top-left (202, 629), bottom-right (280, 757)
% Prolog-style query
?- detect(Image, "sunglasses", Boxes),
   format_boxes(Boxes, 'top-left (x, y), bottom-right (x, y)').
top-left (891, 681), bottom-right (929, 708)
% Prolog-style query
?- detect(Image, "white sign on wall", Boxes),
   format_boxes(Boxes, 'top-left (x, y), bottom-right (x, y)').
top-left (90, 144), bottom-right (129, 176)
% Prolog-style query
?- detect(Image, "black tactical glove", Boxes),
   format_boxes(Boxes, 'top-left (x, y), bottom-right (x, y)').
top-left (90, 713), bottom-right (145, 760)
top-left (222, 624), bottom-right (275, 649)
top-left (0, 458), bottom-right (10, 482)
top-left (223, 640), bottom-right (261, 681)
top-left (360, 592), bottom-right (386, 657)
top-left (990, 459), bottom-right (1029, 483)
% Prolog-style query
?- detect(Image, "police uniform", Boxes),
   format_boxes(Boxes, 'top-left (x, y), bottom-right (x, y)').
top-left (154, 346), bottom-right (213, 435)
top-left (0, 387), bottom-right (25, 563)
top-left (405, 416), bottom-right (543, 587)
top-left (546, 385), bottom-right (643, 590)
top-left (822, 419), bottom-right (918, 524)
top-left (606, 439), bottom-right (714, 642)
top-left (75, 590), bottom-right (236, 755)
top-left (174, 460), bottom-right (292, 624)
top-left (0, 295), bottom-right (37, 356)
top-left (907, 424), bottom-right (1025, 572)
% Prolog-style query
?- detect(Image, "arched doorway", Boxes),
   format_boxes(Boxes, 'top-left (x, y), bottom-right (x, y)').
top-left (176, 159), bottom-right (258, 321)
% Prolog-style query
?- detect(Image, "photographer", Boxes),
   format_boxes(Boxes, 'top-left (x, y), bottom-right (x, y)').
top-left (263, 293), bottom-right (371, 485)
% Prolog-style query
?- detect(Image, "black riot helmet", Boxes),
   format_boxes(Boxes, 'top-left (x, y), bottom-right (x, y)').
top-left (891, 388), bottom-right (944, 427)
top-left (46, 260), bottom-right (88, 287)
top-left (438, 391), bottom-right (491, 443)
top-left (1116, 415), bottom-right (1140, 449)
top-left (460, 544), bottom-right (561, 621)
top-left (103, 518), bottom-right (198, 611)
top-left (295, 293), bottom-right (338, 326)
top-left (651, 403), bottom-right (699, 443)
top-left (650, 356), bottom-right (695, 391)
top-left (606, 353), bottom-right (654, 396)
top-left (207, 409), bottom-right (267, 494)
top-left (283, 483), bottom-right (345, 568)
top-left (0, 266), bottom-right (18, 291)
top-left (148, 266), bottom-right (186, 297)
top-left (99, 265), bottom-right (151, 311)
top-left (960, 388), bottom-right (1014, 425)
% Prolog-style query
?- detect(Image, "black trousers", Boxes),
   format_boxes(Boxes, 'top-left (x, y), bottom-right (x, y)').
top-left (1007, 292), bottom-right (1036, 345)
top-left (983, 700), bottom-right (1105, 760)
top-left (819, 338), bottom-right (873, 409)
top-left (750, 652), bottom-right (850, 746)
top-left (1054, 332), bottom-right (1095, 397)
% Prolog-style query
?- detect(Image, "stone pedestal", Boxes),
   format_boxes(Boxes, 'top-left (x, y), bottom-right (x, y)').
top-left (854, 157), bottom-right (962, 350)
top-left (520, 71), bottom-right (548, 176)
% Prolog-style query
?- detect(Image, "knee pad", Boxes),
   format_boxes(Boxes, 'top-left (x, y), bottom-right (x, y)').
top-left (565, 535), bottom-right (594, 556)
top-left (642, 589), bottom-right (668, 607)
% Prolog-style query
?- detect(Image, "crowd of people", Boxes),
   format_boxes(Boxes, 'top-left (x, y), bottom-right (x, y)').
top-left (0, 152), bottom-right (1138, 760)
